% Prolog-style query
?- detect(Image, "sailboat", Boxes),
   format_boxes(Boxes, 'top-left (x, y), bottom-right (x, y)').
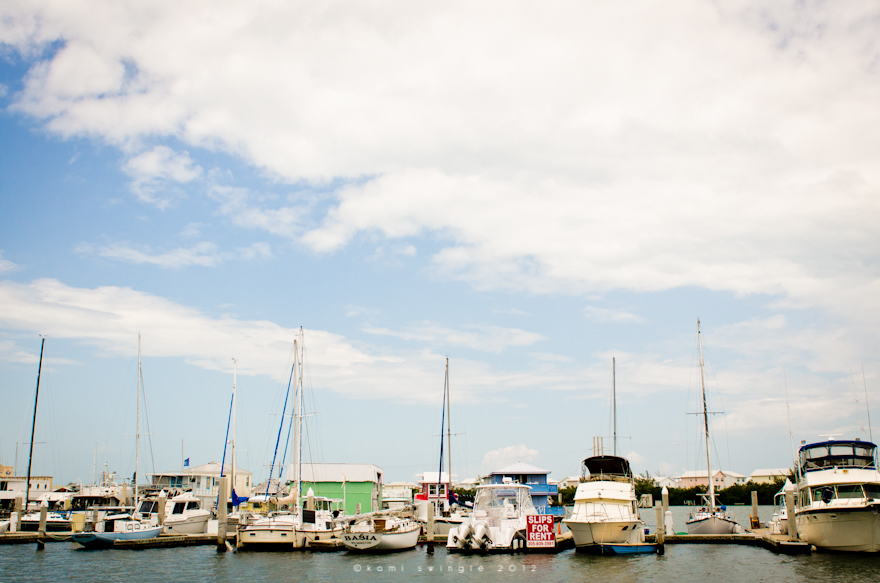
top-left (685, 319), bottom-right (739, 535)
top-left (72, 334), bottom-right (162, 548)
top-left (564, 358), bottom-right (658, 554)
top-left (236, 330), bottom-right (344, 549)
top-left (415, 358), bottom-right (467, 534)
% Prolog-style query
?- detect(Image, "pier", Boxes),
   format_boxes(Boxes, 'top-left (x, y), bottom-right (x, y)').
top-left (645, 529), bottom-right (811, 555)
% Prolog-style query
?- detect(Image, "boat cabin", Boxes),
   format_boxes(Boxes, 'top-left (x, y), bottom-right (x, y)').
top-left (798, 440), bottom-right (877, 475)
top-left (582, 455), bottom-right (633, 483)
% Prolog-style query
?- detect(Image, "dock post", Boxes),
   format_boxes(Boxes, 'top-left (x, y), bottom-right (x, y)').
top-left (356, 502), bottom-right (361, 515)
top-left (217, 476), bottom-right (228, 552)
top-left (784, 490), bottom-right (797, 541)
top-left (426, 501), bottom-right (435, 542)
top-left (37, 501), bottom-right (47, 550)
top-left (12, 494), bottom-right (22, 532)
top-left (158, 490), bottom-right (166, 527)
top-left (654, 502), bottom-right (664, 544)
top-left (751, 490), bottom-right (759, 529)
top-left (661, 486), bottom-right (669, 516)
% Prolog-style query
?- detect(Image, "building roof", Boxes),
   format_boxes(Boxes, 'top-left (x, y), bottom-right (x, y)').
top-left (416, 472), bottom-right (453, 484)
top-left (678, 469), bottom-right (743, 479)
top-left (152, 461), bottom-right (251, 478)
top-left (292, 463), bottom-right (383, 484)
top-left (750, 469), bottom-right (789, 478)
top-left (489, 462), bottom-right (550, 475)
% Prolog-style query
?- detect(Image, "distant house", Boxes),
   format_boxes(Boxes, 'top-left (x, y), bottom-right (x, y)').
top-left (415, 472), bottom-right (455, 512)
top-left (488, 462), bottom-right (561, 516)
top-left (151, 461), bottom-right (253, 509)
top-left (291, 463), bottom-right (384, 514)
top-left (678, 470), bottom-right (747, 489)
top-left (558, 476), bottom-right (582, 490)
top-left (655, 476), bottom-right (680, 489)
top-left (749, 469), bottom-right (789, 484)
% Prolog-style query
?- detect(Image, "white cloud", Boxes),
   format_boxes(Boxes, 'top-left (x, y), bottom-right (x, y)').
top-left (363, 322), bottom-right (546, 353)
top-left (0, 252), bottom-right (20, 274)
top-left (481, 445), bottom-right (539, 474)
top-left (584, 306), bottom-right (646, 324)
top-left (76, 241), bottom-right (271, 268)
top-left (123, 146), bottom-right (202, 208)
top-left (2, 1), bottom-right (879, 327)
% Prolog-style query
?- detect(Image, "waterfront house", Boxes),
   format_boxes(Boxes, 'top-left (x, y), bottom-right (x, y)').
top-left (748, 469), bottom-right (789, 484)
top-left (290, 463), bottom-right (384, 514)
top-left (150, 461), bottom-right (253, 508)
top-left (678, 469), bottom-right (747, 489)
top-left (487, 462), bottom-right (561, 516)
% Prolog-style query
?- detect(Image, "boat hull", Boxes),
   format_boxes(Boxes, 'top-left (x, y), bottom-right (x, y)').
top-left (686, 515), bottom-right (738, 535)
top-left (71, 526), bottom-right (162, 548)
top-left (237, 524), bottom-right (345, 550)
top-left (796, 508), bottom-right (880, 552)
top-left (342, 526), bottom-right (420, 552)
top-left (591, 543), bottom-right (660, 555)
top-left (565, 519), bottom-right (644, 548)
top-left (163, 513), bottom-right (211, 535)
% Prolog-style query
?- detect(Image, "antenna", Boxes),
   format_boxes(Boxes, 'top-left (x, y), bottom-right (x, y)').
top-left (783, 367), bottom-right (798, 481)
top-left (863, 364), bottom-right (873, 443)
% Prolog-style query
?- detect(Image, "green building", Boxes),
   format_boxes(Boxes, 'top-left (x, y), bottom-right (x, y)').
top-left (292, 463), bottom-right (383, 515)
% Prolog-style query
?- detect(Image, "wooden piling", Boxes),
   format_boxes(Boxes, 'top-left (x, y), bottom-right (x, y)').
top-left (217, 476), bottom-right (228, 552)
top-left (426, 501), bottom-right (435, 542)
top-left (784, 490), bottom-right (797, 541)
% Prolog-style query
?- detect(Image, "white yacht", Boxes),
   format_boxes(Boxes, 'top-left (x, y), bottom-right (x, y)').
top-left (447, 483), bottom-right (536, 553)
top-left (794, 438), bottom-right (880, 552)
top-left (564, 455), bottom-right (656, 553)
top-left (137, 491), bottom-right (211, 534)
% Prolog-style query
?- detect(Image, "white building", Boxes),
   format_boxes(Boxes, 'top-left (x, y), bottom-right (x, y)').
top-left (151, 461), bottom-right (252, 508)
top-left (558, 476), bottom-right (582, 490)
top-left (678, 470), bottom-right (747, 489)
top-left (749, 469), bottom-right (790, 484)
top-left (655, 476), bottom-right (680, 489)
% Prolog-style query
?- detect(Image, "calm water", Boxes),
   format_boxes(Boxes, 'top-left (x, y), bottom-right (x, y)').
top-left (2, 507), bottom-right (879, 583)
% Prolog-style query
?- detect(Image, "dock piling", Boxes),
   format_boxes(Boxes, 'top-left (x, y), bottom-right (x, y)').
top-left (750, 491), bottom-right (759, 529)
top-left (784, 490), bottom-right (797, 541)
top-left (36, 502), bottom-right (47, 550)
top-left (217, 476), bottom-right (229, 552)
top-left (426, 502), bottom-right (435, 543)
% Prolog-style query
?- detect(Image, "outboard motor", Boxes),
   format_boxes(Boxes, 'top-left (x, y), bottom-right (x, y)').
top-left (452, 524), bottom-right (473, 549)
top-left (472, 524), bottom-right (492, 551)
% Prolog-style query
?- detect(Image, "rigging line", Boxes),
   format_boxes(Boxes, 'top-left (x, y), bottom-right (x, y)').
top-left (851, 369), bottom-right (866, 437)
top-left (701, 338), bottom-right (732, 471)
top-left (265, 351), bottom-right (296, 496)
top-left (139, 361), bottom-right (156, 477)
top-left (437, 366), bottom-right (447, 498)
top-left (102, 353), bottom-right (136, 479)
top-left (219, 388), bottom-right (234, 477)
top-left (863, 364), bottom-right (873, 443)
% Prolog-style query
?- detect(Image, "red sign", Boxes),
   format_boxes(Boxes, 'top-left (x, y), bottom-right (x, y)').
top-left (526, 514), bottom-right (555, 548)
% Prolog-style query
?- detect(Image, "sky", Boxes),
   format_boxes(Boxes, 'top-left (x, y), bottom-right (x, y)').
top-left (1, 1), bottom-right (880, 488)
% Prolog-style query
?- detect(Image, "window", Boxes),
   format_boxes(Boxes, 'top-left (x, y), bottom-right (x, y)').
top-left (837, 485), bottom-right (864, 499)
top-left (428, 484), bottom-right (437, 496)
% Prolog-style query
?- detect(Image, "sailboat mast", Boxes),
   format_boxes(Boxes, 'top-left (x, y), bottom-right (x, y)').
top-left (613, 357), bottom-right (617, 456)
top-left (297, 332), bottom-right (305, 506)
top-left (136, 333), bottom-right (141, 510)
top-left (231, 358), bottom-right (237, 503)
top-left (292, 335), bottom-right (301, 507)
top-left (446, 358), bottom-right (451, 501)
top-left (697, 319), bottom-right (714, 512)
top-left (26, 337), bottom-right (45, 508)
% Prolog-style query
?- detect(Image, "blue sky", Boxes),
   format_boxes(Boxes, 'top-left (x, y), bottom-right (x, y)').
top-left (2, 1), bottom-right (879, 487)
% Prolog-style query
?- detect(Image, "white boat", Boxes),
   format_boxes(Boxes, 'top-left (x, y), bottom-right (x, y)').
top-left (137, 491), bottom-right (211, 534)
top-left (685, 319), bottom-right (739, 535)
top-left (236, 331), bottom-right (344, 550)
top-left (768, 479), bottom-right (794, 535)
top-left (236, 492), bottom-right (344, 549)
top-left (342, 514), bottom-right (421, 552)
top-left (71, 335), bottom-right (161, 547)
top-left (20, 510), bottom-right (72, 532)
top-left (447, 483), bottom-right (536, 553)
top-left (794, 438), bottom-right (880, 551)
top-left (0, 520), bottom-right (9, 534)
top-left (71, 510), bottom-right (162, 548)
top-left (564, 455), bottom-right (653, 551)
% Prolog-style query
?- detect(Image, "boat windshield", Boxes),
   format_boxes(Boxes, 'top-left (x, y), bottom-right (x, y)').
top-left (474, 486), bottom-right (535, 515)
top-left (137, 501), bottom-right (157, 514)
top-left (581, 456), bottom-right (633, 483)
top-left (799, 440), bottom-right (877, 473)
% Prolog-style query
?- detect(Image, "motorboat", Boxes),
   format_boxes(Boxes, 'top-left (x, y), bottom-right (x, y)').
top-left (564, 455), bottom-right (655, 553)
top-left (70, 509), bottom-right (162, 548)
top-left (342, 513), bottom-right (421, 552)
top-left (447, 483), bottom-right (536, 553)
top-left (20, 510), bottom-right (72, 532)
top-left (794, 438), bottom-right (880, 551)
top-left (137, 491), bottom-right (211, 534)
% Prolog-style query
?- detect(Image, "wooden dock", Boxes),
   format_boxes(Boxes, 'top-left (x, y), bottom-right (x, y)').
top-left (112, 534), bottom-right (219, 549)
top-left (0, 532), bottom-right (73, 545)
top-left (645, 529), bottom-right (811, 555)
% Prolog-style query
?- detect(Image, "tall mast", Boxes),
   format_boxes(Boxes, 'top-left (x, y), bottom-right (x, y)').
top-left (612, 357), bottom-right (617, 456)
top-left (297, 329), bottom-right (305, 506)
top-left (231, 358), bottom-right (237, 503)
top-left (136, 333), bottom-right (141, 510)
top-left (292, 334), bottom-right (301, 507)
top-left (446, 358), bottom-right (451, 498)
top-left (697, 319), bottom-right (715, 512)
top-left (26, 337), bottom-right (45, 508)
